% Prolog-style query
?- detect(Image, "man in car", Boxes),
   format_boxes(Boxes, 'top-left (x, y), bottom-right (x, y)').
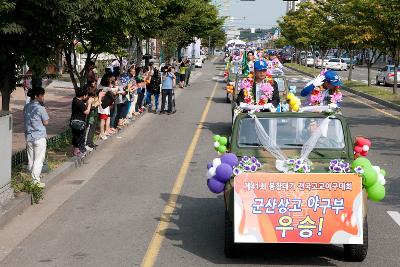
top-left (301, 70), bottom-right (342, 105)
top-left (237, 59), bottom-right (280, 109)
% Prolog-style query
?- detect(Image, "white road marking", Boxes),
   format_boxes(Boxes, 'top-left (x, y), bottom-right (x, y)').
top-left (387, 211), bottom-right (400, 227)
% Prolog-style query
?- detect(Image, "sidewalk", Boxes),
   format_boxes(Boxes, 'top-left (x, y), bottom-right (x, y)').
top-left (0, 81), bottom-right (75, 154)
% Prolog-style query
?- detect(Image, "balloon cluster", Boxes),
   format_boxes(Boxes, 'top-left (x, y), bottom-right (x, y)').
top-left (213, 135), bottom-right (228, 154)
top-left (354, 137), bottom-right (372, 158)
top-left (284, 158), bottom-right (312, 173)
top-left (351, 157), bottom-right (386, 202)
top-left (287, 93), bottom-right (301, 112)
top-left (206, 153), bottom-right (239, 194)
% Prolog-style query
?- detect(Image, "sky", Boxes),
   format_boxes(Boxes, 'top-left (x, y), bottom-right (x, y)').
top-left (213, 0), bottom-right (287, 29)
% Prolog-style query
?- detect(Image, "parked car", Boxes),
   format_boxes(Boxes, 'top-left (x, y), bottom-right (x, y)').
top-left (342, 58), bottom-right (355, 69)
top-left (316, 58), bottom-right (329, 68)
top-left (325, 58), bottom-right (348, 71)
top-left (301, 56), bottom-right (315, 67)
top-left (376, 65), bottom-right (400, 86)
top-left (194, 58), bottom-right (203, 68)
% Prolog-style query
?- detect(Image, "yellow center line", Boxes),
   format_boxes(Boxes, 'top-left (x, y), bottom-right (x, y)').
top-left (140, 82), bottom-right (218, 267)
top-left (346, 95), bottom-right (400, 120)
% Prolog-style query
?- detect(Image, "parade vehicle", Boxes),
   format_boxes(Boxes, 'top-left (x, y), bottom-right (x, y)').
top-left (222, 109), bottom-right (369, 261)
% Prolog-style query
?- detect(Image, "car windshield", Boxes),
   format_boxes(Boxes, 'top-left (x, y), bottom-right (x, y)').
top-left (329, 59), bottom-right (340, 62)
top-left (238, 117), bottom-right (345, 149)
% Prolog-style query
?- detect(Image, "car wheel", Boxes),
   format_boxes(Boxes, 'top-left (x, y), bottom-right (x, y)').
top-left (344, 216), bottom-right (368, 262)
top-left (383, 78), bottom-right (389, 87)
top-left (224, 209), bottom-right (241, 258)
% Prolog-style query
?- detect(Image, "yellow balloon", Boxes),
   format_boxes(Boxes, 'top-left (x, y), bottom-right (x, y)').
top-left (287, 93), bottom-right (294, 100)
top-left (292, 104), bottom-right (300, 112)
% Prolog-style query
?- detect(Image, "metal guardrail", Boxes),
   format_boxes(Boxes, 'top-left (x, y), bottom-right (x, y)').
top-left (11, 129), bottom-right (72, 168)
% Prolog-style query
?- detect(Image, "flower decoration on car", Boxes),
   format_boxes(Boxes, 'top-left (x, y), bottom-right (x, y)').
top-left (285, 158), bottom-right (312, 173)
top-left (232, 156), bottom-right (262, 176)
top-left (329, 159), bottom-right (351, 173)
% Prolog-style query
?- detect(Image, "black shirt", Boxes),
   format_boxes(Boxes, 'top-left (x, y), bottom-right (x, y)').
top-left (71, 97), bottom-right (87, 121)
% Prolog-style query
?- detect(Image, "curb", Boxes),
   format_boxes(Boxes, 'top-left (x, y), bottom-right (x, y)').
top-left (0, 112), bottom-right (145, 229)
top-left (285, 65), bottom-right (400, 112)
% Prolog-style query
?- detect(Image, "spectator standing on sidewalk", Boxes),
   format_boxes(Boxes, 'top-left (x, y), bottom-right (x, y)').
top-left (178, 61), bottom-right (187, 88)
top-left (87, 61), bottom-right (98, 85)
top-left (172, 58), bottom-right (180, 86)
top-left (160, 65), bottom-right (176, 114)
top-left (85, 81), bottom-right (104, 150)
top-left (23, 87), bottom-right (49, 188)
top-left (145, 63), bottom-right (161, 112)
top-left (185, 59), bottom-right (192, 87)
top-left (70, 86), bottom-right (93, 157)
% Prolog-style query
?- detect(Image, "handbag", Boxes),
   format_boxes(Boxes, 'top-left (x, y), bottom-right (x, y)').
top-left (70, 119), bottom-right (86, 131)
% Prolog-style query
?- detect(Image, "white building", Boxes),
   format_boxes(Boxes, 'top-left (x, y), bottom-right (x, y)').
top-left (286, 0), bottom-right (314, 13)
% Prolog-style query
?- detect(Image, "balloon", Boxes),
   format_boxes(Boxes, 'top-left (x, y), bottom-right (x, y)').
top-left (207, 162), bottom-right (213, 169)
top-left (351, 157), bottom-right (371, 169)
top-left (219, 137), bottom-right (228, 146)
top-left (360, 150), bottom-right (368, 157)
top-left (354, 146), bottom-right (363, 153)
top-left (208, 167), bottom-right (217, 178)
top-left (362, 167), bottom-right (378, 187)
top-left (378, 174), bottom-right (386, 185)
top-left (213, 141), bottom-right (220, 148)
top-left (214, 146), bottom-right (219, 152)
top-left (213, 135), bottom-right (221, 142)
top-left (215, 163), bottom-right (233, 183)
top-left (380, 168), bottom-right (386, 177)
top-left (292, 104), bottom-right (300, 112)
top-left (367, 183), bottom-right (385, 202)
top-left (362, 145), bottom-right (370, 152)
top-left (218, 145), bottom-right (227, 154)
top-left (372, 166), bottom-right (381, 174)
top-left (212, 158), bottom-right (222, 168)
top-left (287, 93), bottom-right (294, 100)
top-left (207, 178), bottom-right (225, 194)
top-left (221, 153), bottom-right (239, 168)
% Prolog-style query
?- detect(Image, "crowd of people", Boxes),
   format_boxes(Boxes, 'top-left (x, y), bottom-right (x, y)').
top-left (23, 57), bottom-right (195, 187)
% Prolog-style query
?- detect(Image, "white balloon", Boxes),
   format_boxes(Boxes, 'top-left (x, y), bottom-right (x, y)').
top-left (378, 174), bottom-right (386, 185)
top-left (362, 145), bottom-right (370, 152)
top-left (212, 158), bottom-right (222, 168)
top-left (213, 141), bottom-right (220, 148)
top-left (372, 166), bottom-right (381, 174)
top-left (208, 167), bottom-right (216, 177)
top-left (206, 171), bottom-right (213, 179)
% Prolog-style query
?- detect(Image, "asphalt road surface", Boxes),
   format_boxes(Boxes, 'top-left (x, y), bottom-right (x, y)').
top-left (1, 59), bottom-right (400, 267)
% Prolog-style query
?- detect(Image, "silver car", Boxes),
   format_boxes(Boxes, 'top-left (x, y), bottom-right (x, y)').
top-left (376, 65), bottom-right (400, 86)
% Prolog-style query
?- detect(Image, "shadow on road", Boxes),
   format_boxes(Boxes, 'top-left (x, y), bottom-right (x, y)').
top-left (157, 193), bottom-right (345, 266)
top-left (200, 121), bottom-right (231, 136)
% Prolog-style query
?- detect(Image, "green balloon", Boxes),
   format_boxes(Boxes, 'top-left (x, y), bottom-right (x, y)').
top-left (362, 167), bottom-right (378, 187)
top-left (213, 135), bottom-right (221, 142)
top-left (380, 168), bottom-right (386, 177)
top-left (214, 146), bottom-right (219, 152)
top-left (219, 137), bottom-right (228, 146)
top-left (367, 183), bottom-right (385, 202)
top-left (351, 157), bottom-right (372, 170)
top-left (218, 145), bottom-right (227, 154)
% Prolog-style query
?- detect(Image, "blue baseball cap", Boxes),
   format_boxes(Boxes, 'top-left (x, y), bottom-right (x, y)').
top-left (254, 60), bottom-right (268, 71)
top-left (324, 70), bottom-right (342, 86)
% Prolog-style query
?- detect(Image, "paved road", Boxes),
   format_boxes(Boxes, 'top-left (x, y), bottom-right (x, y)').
top-left (1, 60), bottom-right (400, 266)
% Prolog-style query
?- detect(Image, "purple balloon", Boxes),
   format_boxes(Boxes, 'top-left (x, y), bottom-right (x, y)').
top-left (207, 178), bottom-right (225, 194)
top-left (207, 162), bottom-right (213, 169)
top-left (221, 153), bottom-right (239, 168)
top-left (215, 163), bottom-right (233, 183)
